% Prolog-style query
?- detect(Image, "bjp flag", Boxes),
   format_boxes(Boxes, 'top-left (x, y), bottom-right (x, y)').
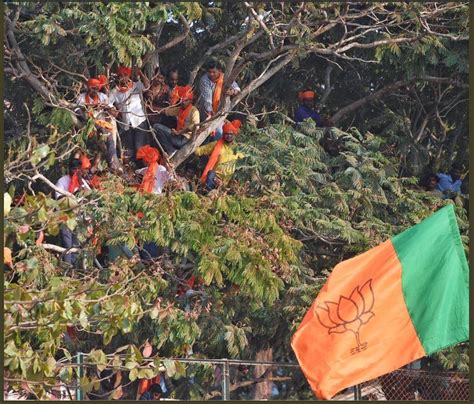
top-left (291, 205), bottom-right (469, 399)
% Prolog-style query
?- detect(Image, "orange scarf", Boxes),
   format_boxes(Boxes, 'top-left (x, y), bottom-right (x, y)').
top-left (176, 104), bottom-right (193, 131)
top-left (136, 145), bottom-right (160, 193)
top-left (212, 73), bottom-right (224, 113)
top-left (85, 93), bottom-right (99, 105)
top-left (69, 172), bottom-right (80, 193)
top-left (200, 138), bottom-right (225, 184)
top-left (170, 86), bottom-right (180, 105)
top-left (138, 377), bottom-right (161, 395)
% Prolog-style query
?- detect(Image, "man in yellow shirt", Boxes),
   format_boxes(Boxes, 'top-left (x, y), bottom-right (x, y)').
top-left (195, 119), bottom-right (244, 191)
top-left (153, 86), bottom-right (200, 156)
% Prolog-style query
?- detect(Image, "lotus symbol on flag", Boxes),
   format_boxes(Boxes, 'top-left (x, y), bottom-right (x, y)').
top-left (315, 279), bottom-right (375, 354)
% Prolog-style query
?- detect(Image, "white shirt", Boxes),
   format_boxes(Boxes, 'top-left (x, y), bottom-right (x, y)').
top-left (76, 92), bottom-right (112, 119)
top-left (109, 81), bottom-right (147, 130)
top-left (55, 175), bottom-right (91, 199)
top-left (76, 92), bottom-right (111, 106)
top-left (136, 165), bottom-right (170, 194)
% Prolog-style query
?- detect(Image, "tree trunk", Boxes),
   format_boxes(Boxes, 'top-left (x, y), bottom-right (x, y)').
top-left (252, 348), bottom-right (273, 400)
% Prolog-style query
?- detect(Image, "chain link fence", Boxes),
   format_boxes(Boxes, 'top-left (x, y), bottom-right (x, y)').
top-left (4, 355), bottom-right (469, 401)
top-left (333, 369), bottom-right (469, 401)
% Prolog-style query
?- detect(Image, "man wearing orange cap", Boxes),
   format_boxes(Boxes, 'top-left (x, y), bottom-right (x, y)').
top-left (195, 119), bottom-right (244, 191)
top-left (294, 89), bottom-right (322, 125)
top-left (153, 85), bottom-right (200, 156)
top-left (76, 77), bottom-right (122, 171)
top-left (135, 145), bottom-right (170, 194)
top-left (109, 66), bottom-right (151, 163)
top-left (76, 77), bottom-right (110, 107)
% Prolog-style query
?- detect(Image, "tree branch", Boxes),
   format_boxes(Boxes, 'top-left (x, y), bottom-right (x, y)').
top-left (188, 30), bottom-right (248, 85)
top-left (244, 2), bottom-right (275, 49)
top-left (155, 14), bottom-right (190, 53)
top-left (331, 76), bottom-right (468, 123)
top-left (319, 64), bottom-right (334, 106)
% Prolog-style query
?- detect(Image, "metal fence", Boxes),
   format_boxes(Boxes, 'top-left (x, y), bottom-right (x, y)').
top-left (333, 369), bottom-right (470, 401)
top-left (4, 354), bottom-right (469, 401)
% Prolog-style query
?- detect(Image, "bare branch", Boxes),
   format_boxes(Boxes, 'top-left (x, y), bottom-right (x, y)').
top-left (188, 30), bottom-right (248, 85)
top-left (155, 14), bottom-right (190, 53)
top-left (331, 75), bottom-right (468, 123)
top-left (319, 65), bottom-right (334, 106)
top-left (244, 2), bottom-right (275, 49)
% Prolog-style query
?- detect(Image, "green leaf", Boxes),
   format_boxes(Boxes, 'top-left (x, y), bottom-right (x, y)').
top-left (37, 206), bottom-right (48, 222)
top-left (129, 367), bottom-right (138, 381)
top-left (66, 218), bottom-right (77, 231)
top-left (163, 359), bottom-right (176, 378)
top-left (124, 361), bottom-right (138, 370)
top-left (31, 144), bottom-right (50, 165)
top-left (4, 340), bottom-right (17, 356)
top-left (45, 356), bottom-right (57, 377)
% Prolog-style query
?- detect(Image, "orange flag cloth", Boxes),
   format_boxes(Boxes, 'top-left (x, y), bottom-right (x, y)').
top-left (136, 145), bottom-right (160, 193)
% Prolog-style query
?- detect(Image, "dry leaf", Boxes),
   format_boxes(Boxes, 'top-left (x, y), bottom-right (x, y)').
top-left (143, 340), bottom-right (153, 358)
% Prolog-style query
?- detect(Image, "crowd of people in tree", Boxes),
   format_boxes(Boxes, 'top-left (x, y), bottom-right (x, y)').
top-left (4, 59), bottom-right (468, 400)
top-left (5, 58), bottom-right (468, 271)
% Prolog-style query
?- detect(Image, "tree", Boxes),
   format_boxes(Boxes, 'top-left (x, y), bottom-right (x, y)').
top-left (4, 1), bottom-right (469, 400)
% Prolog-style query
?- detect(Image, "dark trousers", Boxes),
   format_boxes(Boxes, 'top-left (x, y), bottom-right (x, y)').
top-left (205, 170), bottom-right (217, 191)
top-left (121, 121), bottom-right (151, 162)
top-left (139, 242), bottom-right (163, 260)
top-left (60, 225), bottom-right (79, 266)
top-left (153, 123), bottom-right (189, 154)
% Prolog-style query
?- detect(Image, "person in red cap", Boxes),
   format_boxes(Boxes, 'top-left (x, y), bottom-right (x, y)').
top-left (152, 85), bottom-right (200, 156)
top-left (195, 119), bottom-right (244, 191)
top-left (76, 76), bottom-right (122, 172)
top-left (294, 89), bottom-right (323, 125)
top-left (76, 77), bottom-right (110, 107)
top-left (109, 66), bottom-right (151, 165)
top-left (135, 145), bottom-right (170, 194)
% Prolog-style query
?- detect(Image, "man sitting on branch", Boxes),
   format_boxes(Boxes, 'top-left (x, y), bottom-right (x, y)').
top-left (195, 119), bottom-right (244, 192)
top-left (153, 85), bottom-right (200, 157)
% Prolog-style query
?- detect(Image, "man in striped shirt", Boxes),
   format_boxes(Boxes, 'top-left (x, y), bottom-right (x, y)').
top-left (196, 61), bottom-right (240, 141)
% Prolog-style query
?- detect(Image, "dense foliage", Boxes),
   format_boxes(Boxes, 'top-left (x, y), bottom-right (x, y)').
top-left (4, 1), bottom-right (469, 400)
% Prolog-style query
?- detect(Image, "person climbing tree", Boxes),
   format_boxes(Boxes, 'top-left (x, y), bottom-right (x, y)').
top-left (294, 89), bottom-right (323, 125)
top-left (153, 85), bottom-right (200, 157)
top-left (196, 60), bottom-right (241, 142)
top-left (195, 119), bottom-right (244, 191)
top-left (135, 145), bottom-right (170, 194)
top-left (76, 76), bottom-right (122, 172)
top-left (109, 66), bottom-right (151, 164)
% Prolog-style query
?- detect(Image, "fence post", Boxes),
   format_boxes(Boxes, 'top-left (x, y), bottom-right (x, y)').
top-left (353, 384), bottom-right (361, 400)
top-left (221, 360), bottom-right (230, 400)
top-left (76, 352), bottom-right (84, 401)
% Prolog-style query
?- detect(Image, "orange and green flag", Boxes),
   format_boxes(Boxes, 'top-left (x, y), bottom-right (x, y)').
top-left (291, 205), bottom-right (469, 400)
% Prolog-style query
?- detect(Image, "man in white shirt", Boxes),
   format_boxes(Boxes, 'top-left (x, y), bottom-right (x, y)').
top-left (109, 66), bottom-right (151, 165)
top-left (76, 77), bottom-right (121, 172)
top-left (55, 159), bottom-right (91, 266)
